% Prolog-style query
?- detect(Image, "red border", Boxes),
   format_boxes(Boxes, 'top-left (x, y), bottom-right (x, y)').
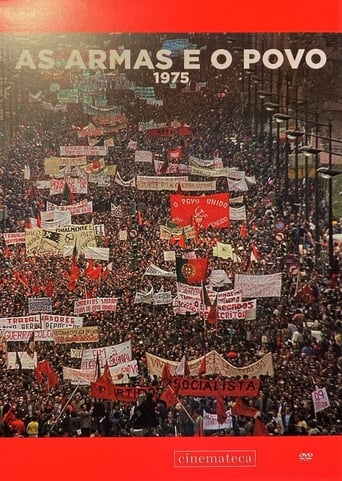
top-left (0, 1), bottom-right (341, 481)
top-left (0, 0), bottom-right (341, 32)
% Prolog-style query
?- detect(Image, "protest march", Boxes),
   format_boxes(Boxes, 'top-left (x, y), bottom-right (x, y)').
top-left (0, 31), bottom-right (341, 438)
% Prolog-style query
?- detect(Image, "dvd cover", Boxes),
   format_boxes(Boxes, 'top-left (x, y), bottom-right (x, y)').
top-left (0, 1), bottom-right (341, 481)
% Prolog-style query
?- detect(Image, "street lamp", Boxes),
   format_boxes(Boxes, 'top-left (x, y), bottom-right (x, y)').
top-left (316, 166), bottom-right (342, 278)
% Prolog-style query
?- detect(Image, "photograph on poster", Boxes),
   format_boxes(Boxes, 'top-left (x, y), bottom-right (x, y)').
top-left (0, 2), bottom-right (341, 480)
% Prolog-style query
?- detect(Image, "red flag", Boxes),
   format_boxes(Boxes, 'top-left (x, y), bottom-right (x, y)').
top-left (37, 360), bottom-right (58, 390)
top-left (240, 222), bottom-right (247, 239)
top-left (253, 417), bottom-right (269, 436)
top-left (169, 236), bottom-right (177, 246)
top-left (216, 396), bottom-right (227, 425)
top-left (137, 210), bottom-right (143, 226)
top-left (231, 398), bottom-right (259, 417)
top-left (90, 362), bottom-right (115, 400)
top-left (1, 406), bottom-right (15, 425)
top-left (250, 243), bottom-right (259, 263)
top-left (178, 232), bottom-right (187, 249)
top-left (293, 284), bottom-right (316, 304)
top-left (34, 366), bottom-right (43, 384)
top-left (198, 355), bottom-right (206, 376)
top-left (161, 362), bottom-right (172, 387)
top-left (160, 386), bottom-right (178, 407)
top-left (207, 296), bottom-right (218, 325)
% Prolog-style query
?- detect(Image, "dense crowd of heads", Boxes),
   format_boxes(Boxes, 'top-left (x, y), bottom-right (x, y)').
top-left (0, 33), bottom-right (341, 437)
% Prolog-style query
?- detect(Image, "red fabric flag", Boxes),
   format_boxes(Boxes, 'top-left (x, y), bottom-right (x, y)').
top-left (216, 396), bottom-right (227, 425)
top-left (231, 398), bottom-right (259, 418)
top-left (169, 236), bottom-right (177, 246)
top-left (178, 232), bottom-right (187, 249)
top-left (90, 362), bottom-right (115, 400)
top-left (137, 210), bottom-right (143, 226)
top-left (34, 366), bottom-right (43, 384)
top-left (253, 417), bottom-right (269, 436)
top-left (250, 243), bottom-right (259, 263)
top-left (293, 284), bottom-right (316, 304)
top-left (240, 222), bottom-right (248, 239)
top-left (176, 257), bottom-right (208, 285)
top-left (198, 355), bottom-right (206, 376)
top-left (2, 406), bottom-right (15, 425)
top-left (161, 362), bottom-right (172, 387)
top-left (160, 386), bottom-right (178, 407)
top-left (37, 360), bottom-right (58, 390)
top-left (36, 211), bottom-right (42, 228)
top-left (207, 296), bottom-right (218, 325)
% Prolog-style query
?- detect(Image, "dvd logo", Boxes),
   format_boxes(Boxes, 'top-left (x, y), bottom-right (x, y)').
top-left (299, 452), bottom-right (314, 462)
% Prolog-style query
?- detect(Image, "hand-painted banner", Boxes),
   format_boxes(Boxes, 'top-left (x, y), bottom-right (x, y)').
top-left (230, 205), bottom-right (247, 221)
top-left (203, 409), bottom-right (232, 431)
top-left (2, 232), bottom-right (25, 245)
top-left (170, 193), bottom-right (230, 228)
top-left (143, 263), bottom-right (176, 277)
top-left (188, 156), bottom-right (223, 169)
top-left (146, 350), bottom-right (274, 378)
top-left (4, 329), bottom-right (54, 341)
top-left (63, 366), bottom-right (96, 385)
top-left (134, 150), bottom-right (153, 163)
top-left (81, 341), bottom-right (132, 369)
top-left (53, 326), bottom-right (99, 344)
top-left (190, 166), bottom-right (235, 177)
top-left (60, 145), bottom-right (107, 156)
top-left (44, 156), bottom-right (87, 174)
top-left (234, 273), bottom-right (282, 298)
top-left (7, 352), bottom-right (38, 370)
top-left (0, 315), bottom-right (41, 330)
top-left (41, 314), bottom-right (83, 329)
top-left (25, 224), bottom-right (96, 257)
top-left (178, 180), bottom-right (217, 191)
top-left (78, 125), bottom-right (104, 138)
top-left (74, 297), bottom-right (118, 315)
top-left (171, 376), bottom-right (260, 397)
top-left (159, 224), bottom-right (196, 240)
top-left (40, 210), bottom-right (72, 228)
top-left (137, 176), bottom-right (188, 191)
top-left (312, 387), bottom-right (330, 414)
top-left (46, 200), bottom-right (93, 216)
top-left (50, 177), bottom-right (88, 195)
top-left (63, 360), bottom-right (139, 386)
top-left (70, 348), bottom-right (83, 359)
top-left (28, 297), bottom-right (52, 314)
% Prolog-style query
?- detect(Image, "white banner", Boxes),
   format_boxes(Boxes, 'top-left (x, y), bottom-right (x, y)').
top-left (203, 409), bottom-right (233, 431)
top-left (41, 314), bottom-right (83, 329)
top-left (7, 352), bottom-right (38, 370)
top-left (81, 340), bottom-right (132, 369)
top-left (134, 150), bottom-right (153, 163)
top-left (3, 330), bottom-right (54, 341)
top-left (312, 388), bottom-right (330, 413)
top-left (40, 210), bottom-right (72, 228)
top-left (49, 178), bottom-right (88, 195)
top-left (2, 232), bottom-right (26, 245)
top-left (0, 315), bottom-right (41, 330)
top-left (74, 297), bottom-right (118, 315)
top-left (83, 246), bottom-right (110, 261)
top-left (46, 199), bottom-right (93, 216)
top-left (60, 146), bottom-right (107, 156)
top-left (234, 273), bottom-right (282, 298)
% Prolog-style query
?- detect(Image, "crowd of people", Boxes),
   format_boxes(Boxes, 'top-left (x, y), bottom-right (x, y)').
top-left (0, 32), bottom-right (341, 438)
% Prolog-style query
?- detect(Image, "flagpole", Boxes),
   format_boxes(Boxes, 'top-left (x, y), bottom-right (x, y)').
top-left (169, 385), bottom-right (194, 424)
top-left (48, 381), bottom-right (81, 433)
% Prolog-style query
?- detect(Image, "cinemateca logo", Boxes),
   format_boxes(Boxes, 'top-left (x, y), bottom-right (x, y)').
top-left (174, 450), bottom-right (256, 468)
